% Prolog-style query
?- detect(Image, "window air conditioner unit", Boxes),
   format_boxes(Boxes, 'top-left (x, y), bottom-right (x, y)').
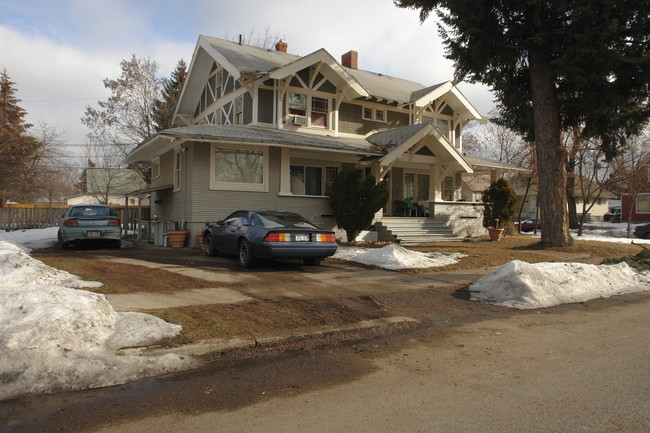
top-left (290, 115), bottom-right (307, 126)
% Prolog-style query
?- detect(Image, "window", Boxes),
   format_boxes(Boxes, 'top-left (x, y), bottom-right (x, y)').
top-left (637, 194), bottom-right (650, 213)
top-left (404, 173), bottom-right (415, 199)
top-left (325, 166), bottom-right (338, 195)
top-left (290, 165), bottom-right (338, 196)
top-left (288, 93), bottom-right (306, 116)
top-left (211, 144), bottom-right (268, 191)
top-left (442, 176), bottom-right (453, 201)
top-left (417, 174), bottom-right (430, 201)
top-left (151, 157), bottom-right (160, 179)
top-left (361, 107), bottom-right (386, 123)
top-left (311, 97), bottom-right (328, 127)
top-left (436, 119), bottom-right (450, 137)
top-left (234, 95), bottom-right (243, 124)
top-left (173, 149), bottom-right (182, 191)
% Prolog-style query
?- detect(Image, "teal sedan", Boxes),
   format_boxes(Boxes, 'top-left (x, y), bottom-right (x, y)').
top-left (57, 205), bottom-right (122, 249)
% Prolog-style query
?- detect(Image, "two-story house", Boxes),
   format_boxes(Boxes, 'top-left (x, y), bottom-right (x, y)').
top-left (126, 35), bottom-right (524, 246)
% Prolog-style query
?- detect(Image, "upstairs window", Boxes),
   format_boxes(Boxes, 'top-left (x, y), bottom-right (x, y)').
top-left (288, 93), bottom-right (307, 116)
top-left (311, 97), bottom-right (328, 127)
top-left (151, 157), bottom-right (160, 179)
top-left (361, 106), bottom-right (386, 123)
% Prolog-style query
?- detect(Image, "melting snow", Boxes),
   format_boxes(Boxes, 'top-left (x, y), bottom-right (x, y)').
top-left (332, 244), bottom-right (465, 270)
top-left (469, 260), bottom-right (650, 309)
top-left (0, 236), bottom-right (196, 401)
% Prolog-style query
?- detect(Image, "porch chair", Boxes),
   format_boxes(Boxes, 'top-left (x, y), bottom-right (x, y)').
top-left (403, 198), bottom-right (418, 217)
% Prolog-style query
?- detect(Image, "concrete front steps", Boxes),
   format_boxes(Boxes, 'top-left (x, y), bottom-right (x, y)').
top-left (376, 217), bottom-right (462, 245)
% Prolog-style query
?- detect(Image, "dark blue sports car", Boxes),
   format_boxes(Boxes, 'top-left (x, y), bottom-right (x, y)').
top-left (202, 210), bottom-right (338, 268)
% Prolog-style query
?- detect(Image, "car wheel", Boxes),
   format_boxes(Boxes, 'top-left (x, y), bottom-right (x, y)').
top-left (238, 239), bottom-right (257, 268)
top-left (303, 258), bottom-right (322, 266)
top-left (644, 232), bottom-right (650, 240)
top-left (58, 233), bottom-right (68, 250)
top-left (204, 234), bottom-right (218, 257)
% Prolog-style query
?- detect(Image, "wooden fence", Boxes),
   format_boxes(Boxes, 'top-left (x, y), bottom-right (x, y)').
top-left (0, 204), bottom-right (151, 231)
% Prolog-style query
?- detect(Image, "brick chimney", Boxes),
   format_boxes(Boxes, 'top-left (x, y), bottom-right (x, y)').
top-left (275, 40), bottom-right (288, 53)
top-left (341, 50), bottom-right (358, 69)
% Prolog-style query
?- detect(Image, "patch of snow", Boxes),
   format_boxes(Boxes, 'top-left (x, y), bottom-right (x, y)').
top-left (469, 260), bottom-right (650, 309)
top-left (333, 244), bottom-right (465, 270)
top-left (0, 227), bottom-right (58, 252)
top-left (0, 235), bottom-right (197, 401)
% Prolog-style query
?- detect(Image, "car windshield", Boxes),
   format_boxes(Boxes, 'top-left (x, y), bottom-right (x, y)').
top-left (70, 206), bottom-right (111, 217)
top-left (252, 212), bottom-right (318, 229)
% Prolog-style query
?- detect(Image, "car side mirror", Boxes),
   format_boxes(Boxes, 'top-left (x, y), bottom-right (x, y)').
top-left (216, 220), bottom-right (224, 226)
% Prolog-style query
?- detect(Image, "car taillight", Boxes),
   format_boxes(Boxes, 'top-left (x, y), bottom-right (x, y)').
top-left (108, 219), bottom-right (121, 226)
top-left (63, 219), bottom-right (79, 227)
top-left (314, 233), bottom-right (336, 242)
top-left (264, 232), bottom-right (289, 242)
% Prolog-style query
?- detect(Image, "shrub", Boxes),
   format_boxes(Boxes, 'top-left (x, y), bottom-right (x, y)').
top-left (329, 169), bottom-right (389, 242)
top-left (482, 178), bottom-right (517, 232)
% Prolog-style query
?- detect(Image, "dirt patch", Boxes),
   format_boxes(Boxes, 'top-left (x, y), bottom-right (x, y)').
top-left (32, 253), bottom-right (218, 294)
top-left (147, 296), bottom-right (389, 345)
top-left (408, 235), bottom-right (641, 271)
top-left (31, 236), bottom-right (642, 350)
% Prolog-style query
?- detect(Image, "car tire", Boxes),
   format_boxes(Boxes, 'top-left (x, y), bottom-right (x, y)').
top-left (58, 233), bottom-right (68, 250)
top-left (204, 234), bottom-right (218, 257)
top-left (303, 258), bottom-right (322, 266)
top-left (644, 232), bottom-right (650, 240)
top-left (238, 239), bottom-right (257, 268)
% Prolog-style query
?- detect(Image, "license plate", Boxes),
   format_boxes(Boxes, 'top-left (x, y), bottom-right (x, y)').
top-left (87, 230), bottom-right (101, 237)
top-left (295, 234), bottom-right (309, 242)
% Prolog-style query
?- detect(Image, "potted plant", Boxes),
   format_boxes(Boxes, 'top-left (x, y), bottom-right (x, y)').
top-left (482, 179), bottom-right (517, 241)
top-left (167, 220), bottom-right (188, 248)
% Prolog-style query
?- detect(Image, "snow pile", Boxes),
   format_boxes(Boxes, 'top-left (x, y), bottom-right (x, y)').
top-left (0, 241), bottom-right (196, 401)
top-left (469, 260), bottom-right (650, 309)
top-left (333, 244), bottom-right (465, 270)
top-left (0, 227), bottom-right (58, 251)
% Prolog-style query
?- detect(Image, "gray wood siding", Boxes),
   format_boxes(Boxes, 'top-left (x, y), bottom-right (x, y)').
top-left (244, 92), bottom-right (253, 124)
top-left (183, 143), bottom-right (282, 223)
top-left (338, 102), bottom-right (409, 135)
top-left (258, 89), bottom-right (274, 123)
top-left (276, 196), bottom-right (336, 230)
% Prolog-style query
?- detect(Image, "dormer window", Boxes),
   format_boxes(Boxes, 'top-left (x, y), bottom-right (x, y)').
top-left (287, 93), bottom-right (329, 128)
top-left (311, 97), bottom-right (328, 127)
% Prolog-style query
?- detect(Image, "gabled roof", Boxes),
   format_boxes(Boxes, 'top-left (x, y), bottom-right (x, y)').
top-left (463, 155), bottom-right (531, 173)
top-left (176, 35), bottom-right (486, 125)
top-left (366, 123), bottom-right (474, 173)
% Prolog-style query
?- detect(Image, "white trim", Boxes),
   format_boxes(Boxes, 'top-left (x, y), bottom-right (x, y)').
top-left (151, 156), bottom-right (160, 180)
top-left (210, 143), bottom-right (269, 192)
top-left (173, 147), bottom-right (182, 192)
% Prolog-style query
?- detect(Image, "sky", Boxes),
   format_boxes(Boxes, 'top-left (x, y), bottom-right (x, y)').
top-left (0, 0), bottom-right (496, 160)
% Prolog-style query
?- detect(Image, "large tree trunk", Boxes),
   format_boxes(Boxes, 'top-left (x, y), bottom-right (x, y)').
top-left (529, 48), bottom-right (573, 247)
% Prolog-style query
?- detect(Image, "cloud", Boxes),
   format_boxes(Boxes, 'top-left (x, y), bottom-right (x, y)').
top-left (0, 0), bottom-right (496, 152)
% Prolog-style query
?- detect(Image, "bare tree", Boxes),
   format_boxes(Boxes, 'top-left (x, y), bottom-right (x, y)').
top-left (82, 55), bottom-right (161, 184)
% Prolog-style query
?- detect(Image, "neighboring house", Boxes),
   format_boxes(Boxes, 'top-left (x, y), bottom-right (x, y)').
top-left (68, 168), bottom-right (149, 206)
top-left (126, 36), bottom-right (525, 246)
top-left (513, 179), bottom-right (616, 222)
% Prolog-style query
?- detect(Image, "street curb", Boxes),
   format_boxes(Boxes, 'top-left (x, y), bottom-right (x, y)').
top-left (117, 316), bottom-right (420, 358)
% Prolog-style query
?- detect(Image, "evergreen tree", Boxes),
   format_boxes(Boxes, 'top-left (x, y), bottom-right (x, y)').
top-left (481, 178), bottom-right (517, 233)
top-left (329, 170), bottom-right (389, 242)
top-left (0, 69), bottom-right (41, 206)
top-left (153, 59), bottom-right (187, 131)
top-left (396, 0), bottom-right (650, 247)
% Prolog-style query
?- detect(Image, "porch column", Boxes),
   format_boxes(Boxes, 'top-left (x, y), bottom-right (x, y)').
top-left (430, 166), bottom-right (441, 200)
top-left (279, 147), bottom-right (291, 193)
top-left (490, 169), bottom-right (502, 182)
